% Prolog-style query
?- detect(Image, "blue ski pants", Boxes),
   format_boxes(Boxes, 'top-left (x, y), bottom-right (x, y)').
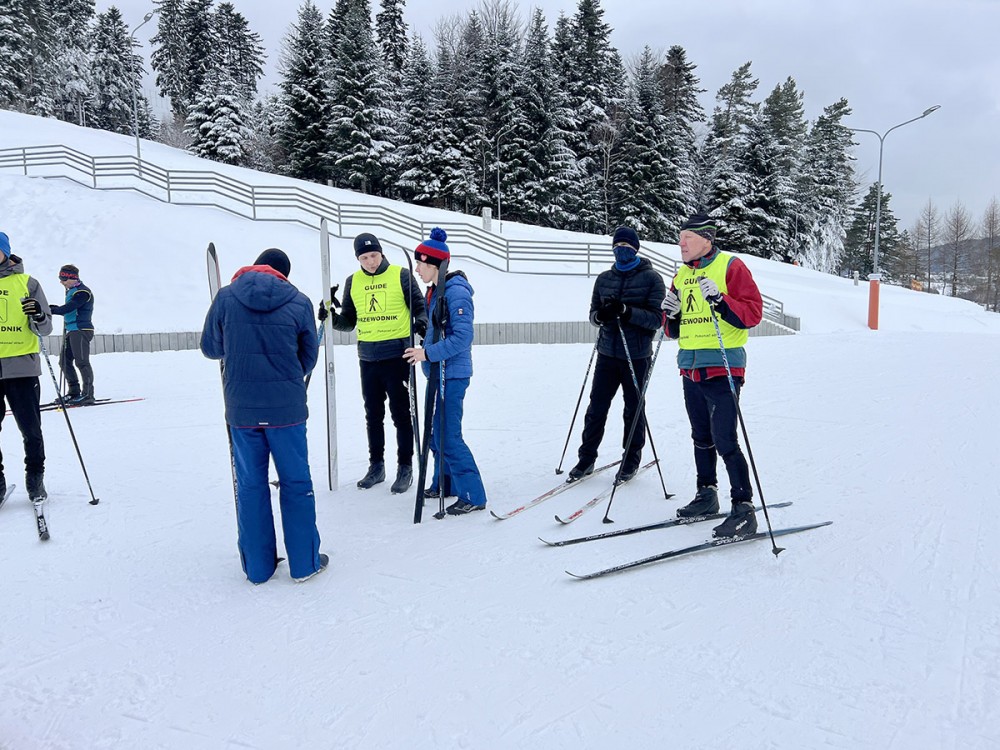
top-left (230, 423), bottom-right (322, 582)
top-left (429, 377), bottom-right (487, 506)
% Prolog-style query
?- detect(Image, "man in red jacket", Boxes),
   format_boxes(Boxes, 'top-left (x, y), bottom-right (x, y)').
top-left (661, 213), bottom-right (763, 538)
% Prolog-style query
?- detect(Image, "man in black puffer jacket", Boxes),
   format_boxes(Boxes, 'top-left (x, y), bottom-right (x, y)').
top-left (569, 226), bottom-right (666, 484)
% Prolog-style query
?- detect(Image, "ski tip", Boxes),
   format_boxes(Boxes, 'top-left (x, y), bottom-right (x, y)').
top-left (538, 537), bottom-right (555, 546)
top-left (554, 514), bottom-right (566, 524)
top-left (565, 570), bottom-right (587, 580)
top-left (489, 510), bottom-right (504, 520)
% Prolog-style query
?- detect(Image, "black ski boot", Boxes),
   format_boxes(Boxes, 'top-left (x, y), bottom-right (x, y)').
top-left (0, 473), bottom-right (7, 510)
top-left (445, 499), bottom-right (486, 515)
top-left (615, 464), bottom-right (640, 484)
top-left (712, 501), bottom-right (757, 539)
top-left (26, 471), bottom-right (47, 502)
top-left (567, 459), bottom-right (595, 483)
top-left (356, 462), bottom-right (385, 489)
top-left (390, 465), bottom-right (413, 494)
top-left (676, 485), bottom-right (720, 518)
top-left (423, 487), bottom-right (440, 498)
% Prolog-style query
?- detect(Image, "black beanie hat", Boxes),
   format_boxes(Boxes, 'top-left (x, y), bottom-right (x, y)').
top-left (680, 213), bottom-right (717, 241)
top-left (612, 226), bottom-right (640, 252)
top-left (354, 232), bottom-right (383, 257)
top-left (255, 248), bottom-right (291, 278)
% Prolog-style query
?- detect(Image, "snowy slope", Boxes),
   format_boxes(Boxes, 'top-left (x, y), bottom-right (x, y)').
top-left (1, 112), bottom-right (999, 750)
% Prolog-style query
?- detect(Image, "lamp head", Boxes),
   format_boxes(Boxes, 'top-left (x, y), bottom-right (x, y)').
top-left (922, 105), bottom-right (941, 117)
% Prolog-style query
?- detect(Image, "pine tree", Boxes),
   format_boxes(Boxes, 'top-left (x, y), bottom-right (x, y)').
top-left (656, 45), bottom-right (703, 231)
top-left (278, 0), bottom-right (330, 182)
top-left (761, 77), bottom-right (807, 259)
top-left (374, 0), bottom-right (407, 89)
top-left (185, 70), bottom-right (250, 164)
top-left (150, 0), bottom-right (188, 119)
top-left (395, 34), bottom-right (441, 203)
top-left (180, 0), bottom-right (215, 114)
top-left (0, 0), bottom-right (32, 109)
top-left (841, 183), bottom-right (902, 280)
top-left (46, 0), bottom-right (96, 125)
top-left (89, 7), bottom-right (149, 136)
top-left (243, 94), bottom-right (287, 173)
top-left (212, 2), bottom-right (265, 100)
top-left (325, 0), bottom-right (397, 194)
top-left (796, 98), bottom-right (855, 272)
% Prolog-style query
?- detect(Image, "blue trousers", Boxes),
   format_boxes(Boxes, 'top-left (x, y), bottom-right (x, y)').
top-left (230, 424), bottom-right (322, 582)
top-left (429, 377), bottom-right (487, 506)
top-left (682, 376), bottom-right (752, 503)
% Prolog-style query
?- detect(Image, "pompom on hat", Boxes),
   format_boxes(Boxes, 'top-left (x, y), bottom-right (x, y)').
top-left (416, 227), bottom-right (450, 268)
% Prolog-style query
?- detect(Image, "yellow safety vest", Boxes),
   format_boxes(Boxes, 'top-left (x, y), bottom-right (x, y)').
top-left (350, 265), bottom-right (410, 342)
top-left (0, 274), bottom-right (40, 357)
top-left (675, 252), bottom-right (748, 352)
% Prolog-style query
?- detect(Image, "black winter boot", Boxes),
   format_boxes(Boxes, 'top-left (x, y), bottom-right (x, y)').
top-left (712, 501), bottom-right (757, 539)
top-left (356, 462), bottom-right (385, 489)
top-left (0, 473), bottom-right (8, 510)
top-left (26, 471), bottom-right (47, 502)
top-left (390, 465), bottom-right (413, 494)
top-left (676, 485), bottom-right (720, 518)
top-left (567, 459), bottom-right (595, 483)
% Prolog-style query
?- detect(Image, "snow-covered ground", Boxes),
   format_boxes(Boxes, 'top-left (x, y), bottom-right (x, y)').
top-left (2, 112), bottom-right (999, 749)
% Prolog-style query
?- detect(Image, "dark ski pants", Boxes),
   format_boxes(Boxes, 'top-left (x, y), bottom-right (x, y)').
top-left (0, 376), bottom-right (45, 478)
top-left (60, 330), bottom-right (94, 397)
top-left (682, 375), bottom-right (752, 503)
top-left (577, 354), bottom-right (649, 473)
top-left (429, 377), bottom-right (487, 506)
top-left (360, 357), bottom-right (413, 467)
top-left (230, 423), bottom-right (322, 583)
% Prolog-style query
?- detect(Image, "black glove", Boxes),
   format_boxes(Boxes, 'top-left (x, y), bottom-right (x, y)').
top-left (595, 299), bottom-right (626, 324)
top-left (21, 297), bottom-right (45, 321)
top-left (317, 300), bottom-right (328, 322)
top-left (413, 319), bottom-right (427, 338)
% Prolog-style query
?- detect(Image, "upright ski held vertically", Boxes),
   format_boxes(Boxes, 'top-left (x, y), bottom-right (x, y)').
top-left (206, 243), bottom-right (239, 508)
top-left (319, 219), bottom-right (339, 491)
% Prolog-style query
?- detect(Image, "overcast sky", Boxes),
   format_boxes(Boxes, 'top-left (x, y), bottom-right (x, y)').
top-left (98, 0), bottom-right (1000, 233)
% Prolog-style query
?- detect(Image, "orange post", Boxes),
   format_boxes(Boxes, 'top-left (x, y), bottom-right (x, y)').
top-left (867, 277), bottom-right (880, 330)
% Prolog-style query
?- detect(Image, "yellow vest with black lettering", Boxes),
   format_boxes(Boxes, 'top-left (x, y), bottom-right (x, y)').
top-left (675, 251), bottom-right (748, 355)
top-left (0, 274), bottom-right (40, 357)
top-left (350, 265), bottom-right (410, 342)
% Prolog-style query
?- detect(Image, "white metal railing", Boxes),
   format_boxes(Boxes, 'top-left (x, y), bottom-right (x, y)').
top-left (1, 143), bottom-right (797, 329)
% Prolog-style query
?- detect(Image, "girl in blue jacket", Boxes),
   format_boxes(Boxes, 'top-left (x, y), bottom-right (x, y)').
top-left (403, 229), bottom-right (487, 515)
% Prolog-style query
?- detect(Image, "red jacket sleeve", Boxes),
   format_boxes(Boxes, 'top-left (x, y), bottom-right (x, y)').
top-left (718, 257), bottom-right (763, 330)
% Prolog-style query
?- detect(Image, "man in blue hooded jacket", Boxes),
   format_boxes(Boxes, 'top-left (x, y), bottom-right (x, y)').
top-left (201, 248), bottom-right (327, 583)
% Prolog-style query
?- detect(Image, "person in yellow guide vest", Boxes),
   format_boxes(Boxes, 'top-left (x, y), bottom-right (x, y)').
top-left (0, 231), bottom-right (54, 505)
top-left (661, 213), bottom-right (763, 539)
top-left (319, 233), bottom-right (428, 494)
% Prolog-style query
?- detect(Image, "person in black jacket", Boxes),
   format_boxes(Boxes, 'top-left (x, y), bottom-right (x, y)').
top-left (569, 226), bottom-right (666, 484)
top-left (320, 233), bottom-right (427, 494)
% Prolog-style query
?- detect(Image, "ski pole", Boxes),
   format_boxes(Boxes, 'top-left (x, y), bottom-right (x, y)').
top-left (602, 325), bottom-right (667, 524)
top-left (36, 333), bottom-right (100, 505)
top-left (616, 321), bottom-right (670, 499)
top-left (699, 278), bottom-right (783, 556)
top-left (555, 335), bottom-right (599, 475)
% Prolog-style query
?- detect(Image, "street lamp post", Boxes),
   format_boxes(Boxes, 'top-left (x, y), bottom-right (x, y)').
top-left (848, 104), bottom-right (940, 330)
top-left (129, 10), bottom-right (158, 168)
top-left (495, 123), bottom-right (516, 234)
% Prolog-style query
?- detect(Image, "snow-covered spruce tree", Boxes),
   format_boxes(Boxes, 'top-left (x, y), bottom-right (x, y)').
top-left (421, 31), bottom-right (471, 209)
top-left (0, 0), bottom-right (32, 109)
top-left (150, 0), bottom-right (188, 119)
top-left (700, 60), bottom-right (759, 235)
top-left (795, 98), bottom-right (855, 273)
top-left (243, 94), bottom-right (287, 173)
top-left (184, 70), bottom-right (250, 165)
top-left (514, 8), bottom-right (576, 228)
top-left (278, 0), bottom-right (331, 182)
top-left (46, 0), bottom-right (96, 125)
top-left (840, 183), bottom-right (902, 280)
top-left (481, 0), bottom-right (532, 225)
top-left (395, 34), bottom-right (444, 203)
top-left (179, 0), bottom-right (214, 117)
top-left (726, 109), bottom-right (791, 259)
top-left (612, 46), bottom-right (674, 240)
top-left (212, 2), bottom-right (265, 101)
top-left (656, 45), bottom-right (703, 232)
top-left (90, 6), bottom-right (148, 135)
top-left (759, 78), bottom-right (806, 259)
top-left (374, 0), bottom-right (407, 90)
top-left (325, 0), bottom-right (397, 194)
